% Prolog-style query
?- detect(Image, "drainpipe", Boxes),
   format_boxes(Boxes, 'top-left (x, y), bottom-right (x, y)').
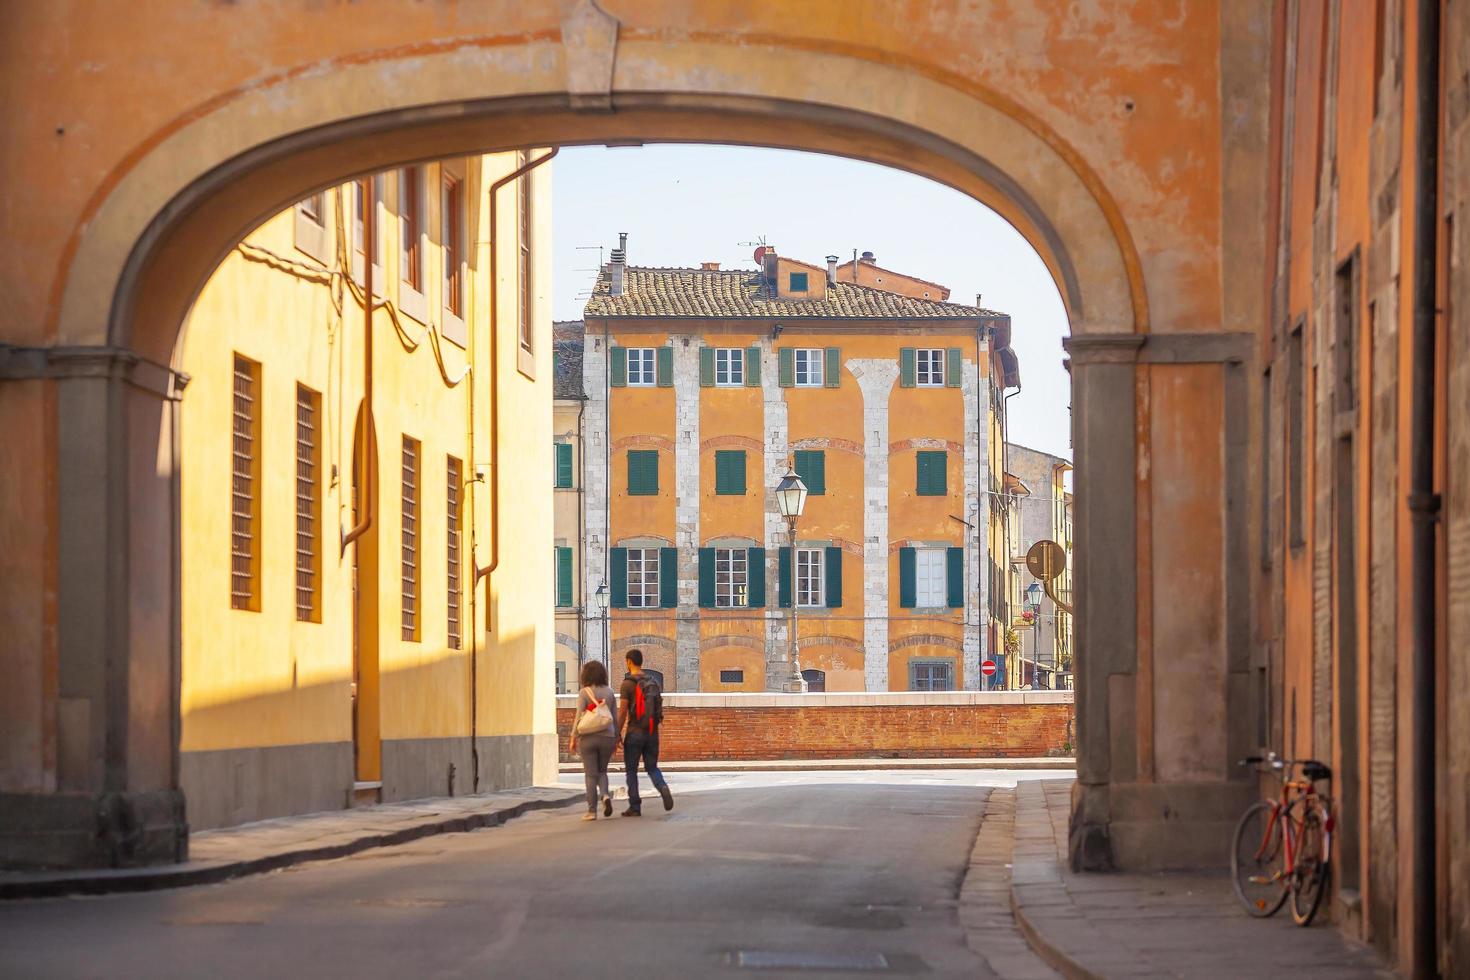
top-left (341, 178), bottom-right (376, 556)
top-left (1000, 329), bottom-right (1022, 691)
top-left (475, 148), bottom-right (559, 598)
top-left (1409, 0), bottom-right (1441, 973)
top-left (575, 396), bottom-right (587, 674)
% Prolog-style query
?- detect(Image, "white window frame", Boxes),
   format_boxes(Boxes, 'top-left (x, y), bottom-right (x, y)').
top-left (916, 348), bottom-right (945, 386)
top-left (626, 547), bottom-right (660, 608)
top-left (796, 547), bottom-right (825, 608)
top-left (715, 347), bottom-right (745, 386)
top-left (915, 548), bottom-right (947, 607)
top-left (715, 547), bottom-right (749, 608)
top-left (794, 348), bottom-right (824, 387)
top-left (627, 347), bottom-right (656, 387)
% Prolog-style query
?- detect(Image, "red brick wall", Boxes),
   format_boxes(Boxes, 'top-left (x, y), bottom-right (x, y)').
top-left (556, 701), bottom-right (1073, 762)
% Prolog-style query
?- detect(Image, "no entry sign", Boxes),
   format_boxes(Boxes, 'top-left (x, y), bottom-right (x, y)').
top-left (981, 660), bottom-right (997, 677)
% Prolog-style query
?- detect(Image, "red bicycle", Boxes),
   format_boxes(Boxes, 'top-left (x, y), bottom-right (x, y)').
top-left (1230, 753), bottom-right (1334, 926)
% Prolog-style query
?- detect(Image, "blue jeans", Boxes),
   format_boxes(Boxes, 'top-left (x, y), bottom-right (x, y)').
top-left (623, 730), bottom-right (667, 810)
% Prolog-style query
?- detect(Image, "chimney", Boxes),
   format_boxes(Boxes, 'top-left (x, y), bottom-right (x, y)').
top-left (701, 261), bottom-right (720, 271)
top-left (618, 231), bottom-right (628, 257)
top-left (826, 255), bottom-right (839, 285)
top-left (609, 247), bottom-right (626, 296)
top-left (761, 246), bottom-right (779, 292)
top-left (976, 293), bottom-right (983, 307)
top-left (860, 250), bottom-right (876, 264)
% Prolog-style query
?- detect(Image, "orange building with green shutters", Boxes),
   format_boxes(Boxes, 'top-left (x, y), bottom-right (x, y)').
top-left (573, 243), bottom-right (1019, 692)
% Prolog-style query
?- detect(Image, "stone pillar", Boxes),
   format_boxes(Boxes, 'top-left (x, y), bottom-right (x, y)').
top-left (761, 340), bottom-right (792, 691)
top-left (849, 358), bottom-right (899, 692)
top-left (673, 340), bottom-right (701, 692)
top-left (962, 347), bottom-right (984, 690)
top-left (0, 348), bottom-right (187, 869)
top-left (582, 333), bottom-right (609, 668)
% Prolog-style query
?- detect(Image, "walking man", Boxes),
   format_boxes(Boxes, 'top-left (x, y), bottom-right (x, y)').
top-left (617, 649), bottom-right (673, 816)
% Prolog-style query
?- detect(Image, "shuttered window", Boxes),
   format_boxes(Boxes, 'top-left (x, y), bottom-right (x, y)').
top-left (555, 545), bottom-right (573, 608)
top-left (442, 175), bottom-right (464, 317)
top-left (554, 442), bottom-right (574, 488)
top-left (796, 548), bottom-right (824, 607)
top-left (794, 348), bottom-right (824, 386)
top-left (916, 450), bottom-right (947, 496)
top-left (789, 271), bottom-right (808, 292)
top-left (401, 436), bottom-right (420, 641)
top-left (627, 450), bottom-right (659, 495)
top-left (626, 348), bottom-right (656, 386)
top-left (294, 384), bottom-right (321, 622)
top-left (715, 548), bottom-right (749, 607)
top-left (231, 355), bottom-right (261, 611)
top-left (793, 449), bottom-right (826, 495)
top-left (910, 660), bottom-right (955, 692)
top-left (447, 455), bottom-right (463, 647)
top-left (626, 547), bottom-right (659, 608)
top-left (714, 348), bottom-right (745, 386)
top-left (916, 348), bottom-right (945, 386)
top-left (715, 450), bottom-right (746, 495)
top-left (400, 166), bottom-right (422, 290)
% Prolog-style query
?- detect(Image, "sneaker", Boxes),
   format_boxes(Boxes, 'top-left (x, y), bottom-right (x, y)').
top-left (603, 797), bottom-right (613, 818)
top-left (659, 784), bottom-right (674, 811)
top-left (581, 811), bottom-right (597, 821)
top-left (622, 808), bottom-right (641, 817)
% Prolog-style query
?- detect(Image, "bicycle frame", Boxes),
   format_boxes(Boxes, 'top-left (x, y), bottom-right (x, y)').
top-left (1251, 774), bottom-right (1330, 882)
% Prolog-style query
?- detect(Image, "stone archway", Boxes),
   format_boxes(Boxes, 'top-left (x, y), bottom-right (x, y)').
top-left (2, 8), bottom-right (1261, 871)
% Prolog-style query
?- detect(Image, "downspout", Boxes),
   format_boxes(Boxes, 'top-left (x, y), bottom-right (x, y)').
top-left (576, 396), bottom-right (587, 673)
top-left (341, 179), bottom-right (375, 556)
top-left (1000, 328), bottom-right (1022, 690)
top-left (475, 148), bottom-right (559, 596)
top-left (1409, 0), bottom-right (1441, 973)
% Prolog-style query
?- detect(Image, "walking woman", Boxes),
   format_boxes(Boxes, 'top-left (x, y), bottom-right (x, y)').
top-left (569, 660), bottom-right (618, 820)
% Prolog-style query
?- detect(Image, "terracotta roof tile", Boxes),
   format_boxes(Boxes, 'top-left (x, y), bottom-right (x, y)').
top-left (583, 267), bottom-right (1005, 320)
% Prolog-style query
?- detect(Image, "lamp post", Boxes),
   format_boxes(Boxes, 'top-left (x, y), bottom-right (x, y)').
top-left (593, 581), bottom-right (609, 668)
top-left (1024, 582), bottom-right (1043, 689)
top-left (773, 467), bottom-right (809, 693)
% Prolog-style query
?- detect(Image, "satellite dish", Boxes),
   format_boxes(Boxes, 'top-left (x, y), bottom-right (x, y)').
top-left (1026, 540), bottom-right (1066, 581)
top-left (753, 245), bottom-right (769, 264)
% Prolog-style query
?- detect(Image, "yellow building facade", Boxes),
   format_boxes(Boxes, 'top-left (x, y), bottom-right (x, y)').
top-left (178, 153), bottom-right (556, 829)
top-left (575, 246), bottom-right (1018, 693)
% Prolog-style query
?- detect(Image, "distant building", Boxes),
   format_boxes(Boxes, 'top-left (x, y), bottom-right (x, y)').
top-left (553, 321), bottom-right (587, 694)
top-left (1004, 443), bottom-right (1073, 689)
top-left (569, 242), bottom-right (1019, 692)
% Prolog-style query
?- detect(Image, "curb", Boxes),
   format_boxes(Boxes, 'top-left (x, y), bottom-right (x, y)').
top-left (557, 758), bottom-right (1077, 774)
top-left (1009, 890), bottom-right (1102, 980)
top-left (0, 790), bottom-right (582, 901)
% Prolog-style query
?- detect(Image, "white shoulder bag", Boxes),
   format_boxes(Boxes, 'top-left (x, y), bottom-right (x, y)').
top-left (575, 687), bottom-right (614, 736)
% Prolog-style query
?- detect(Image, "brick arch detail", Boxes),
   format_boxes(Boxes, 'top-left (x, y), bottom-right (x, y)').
top-left (611, 634), bottom-right (676, 654)
top-left (701, 434), bottom-right (763, 453)
top-left (796, 634), bottom-right (865, 652)
top-left (889, 438), bottom-right (964, 455)
top-left (612, 434), bottom-right (675, 453)
top-left (700, 634), bottom-right (764, 652)
top-left (554, 632), bottom-right (582, 654)
top-left (889, 633), bottom-right (966, 653)
top-left (790, 436), bottom-right (865, 458)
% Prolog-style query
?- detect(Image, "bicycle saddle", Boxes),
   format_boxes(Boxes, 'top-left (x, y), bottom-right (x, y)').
top-left (1301, 760), bottom-right (1332, 781)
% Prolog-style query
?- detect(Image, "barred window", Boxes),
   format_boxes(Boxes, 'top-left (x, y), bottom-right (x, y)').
top-left (230, 355), bottom-right (260, 611)
top-left (627, 548), bottom-right (660, 609)
top-left (401, 436), bottom-right (420, 641)
top-left (715, 548), bottom-right (749, 608)
top-left (294, 384), bottom-right (321, 621)
top-left (446, 455), bottom-right (463, 650)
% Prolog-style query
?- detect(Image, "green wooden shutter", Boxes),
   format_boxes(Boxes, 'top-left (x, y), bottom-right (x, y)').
top-left (946, 546), bottom-right (964, 608)
top-left (777, 546), bottom-right (792, 608)
top-left (628, 450), bottom-right (658, 495)
top-left (609, 547), bottom-right (628, 608)
top-left (698, 548), bottom-right (716, 608)
top-left (899, 347), bottom-right (916, 387)
top-left (556, 547), bottom-right (573, 607)
top-left (699, 347), bottom-right (715, 387)
top-left (554, 442), bottom-right (573, 488)
top-left (746, 347), bottom-right (762, 386)
top-left (824, 347), bottom-right (841, 387)
top-left (794, 450), bottom-right (825, 495)
top-left (656, 345), bottom-right (673, 387)
top-left (732, 450), bottom-right (746, 493)
top-left (917, 450), bottom-right (946, 496)
top-left (747, 547), bottom-right (766, 608)
top-left (825, 546), bottom-right (842, 608)
top-left (778, 347), bottom-right (795, 387)
top-left (946, 347), bottom-right (962, 387)
top-left (899, 547), bottom-right (917, 608)
top-left (610, 346), bottom-right (627, 387)
top-left (659, 547), bottom-right (678, 608)
top-left (715, 450), bottom-right (746, 495)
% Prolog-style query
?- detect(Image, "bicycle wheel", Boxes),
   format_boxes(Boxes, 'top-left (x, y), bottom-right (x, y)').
top-left (1231, 800), bottom-right (1288, 917)
top-left (1290, 805), bottom-right (1330, 926)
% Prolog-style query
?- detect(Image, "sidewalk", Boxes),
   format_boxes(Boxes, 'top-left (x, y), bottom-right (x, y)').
top-left (557, 756), bottom-right (1076, 774)
top-left (0, 785), bottom-right (580, 900)
top-left (1008, 779), bottom-right (1392, 979)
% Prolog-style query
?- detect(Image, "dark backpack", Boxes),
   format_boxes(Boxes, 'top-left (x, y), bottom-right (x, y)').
top-left (632, 674), bottom-right (664, 732)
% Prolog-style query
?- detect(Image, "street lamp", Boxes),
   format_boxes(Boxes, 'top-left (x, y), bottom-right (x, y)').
top-left (774, 467), bottom-right (809, 693)
top-left (593, 580), bottom-right (609, 668)
top-left (1024, 582), bottom-right (1044, 689)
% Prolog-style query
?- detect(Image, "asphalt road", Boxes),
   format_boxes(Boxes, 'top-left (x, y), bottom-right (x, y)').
top-left (0, 771), bottom-right (1068, 979)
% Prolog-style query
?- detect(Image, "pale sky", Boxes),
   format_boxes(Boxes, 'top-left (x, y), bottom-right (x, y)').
top-left (551, 144), bottom-right (1072, 461)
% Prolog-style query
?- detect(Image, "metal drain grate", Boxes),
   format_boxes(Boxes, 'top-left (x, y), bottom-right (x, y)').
top-left (730, 950), bottom-right (891, 971)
